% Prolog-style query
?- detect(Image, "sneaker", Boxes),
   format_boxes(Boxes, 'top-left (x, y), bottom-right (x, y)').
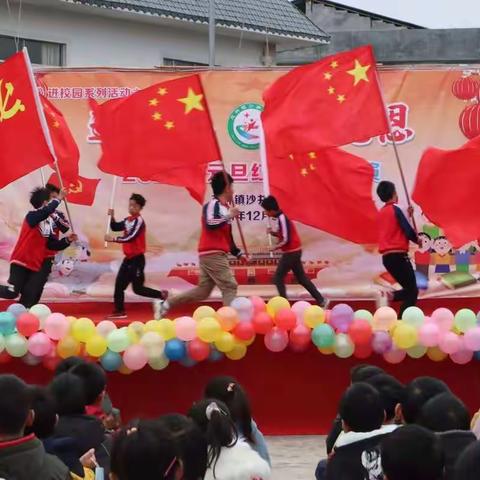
top-left (106, 311), bottom-right (127, 320)
top-left (320, 298), bottom-right (330, 310)
top-left (375, 290), bottom-right (389, 309)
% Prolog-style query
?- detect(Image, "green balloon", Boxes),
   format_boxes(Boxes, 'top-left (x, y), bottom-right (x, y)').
top-left (107, 328), bottom-right (130, 353)
top-left (0, 334), bottom-right (5, 353)
top-left (402, 306), bottom-right (425, 328)
top-left (454, 309), bottom-right (477, 333)
top-left (312, 324), bottom-right (335, 348)
top-left (407, 345), bottom-right (427, 359)
top-left (354, 309), bottom-right (373, 324)
top-left (5, 334), bottom-right (28, 357)
top-left (334, 333), bottom-right (354, 359)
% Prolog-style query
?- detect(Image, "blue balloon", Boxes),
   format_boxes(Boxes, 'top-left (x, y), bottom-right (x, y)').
top-left (180, 356), bottom-right (197, 368)
top-left (474, 351), bottom-right (480, 362)
top-left (165, 339), bottom-right (186, 361)
top-left (100, 350), bottom-right (122, 372)
top-left (6, 303), bottom-right (27, 319)
top-left (0, 312), bottom-right (16, 335)
top-left (208, 347), bottom-right (224, 363)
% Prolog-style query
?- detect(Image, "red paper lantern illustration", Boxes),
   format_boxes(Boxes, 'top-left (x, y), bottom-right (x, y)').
top-left (452, 76), bottom-right (479, 100)
top-left (459, 103), bottom-right (480, 139)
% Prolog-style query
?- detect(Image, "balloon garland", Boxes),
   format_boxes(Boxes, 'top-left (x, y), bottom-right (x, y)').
top-left (0, 298), bottom-right (479, 373)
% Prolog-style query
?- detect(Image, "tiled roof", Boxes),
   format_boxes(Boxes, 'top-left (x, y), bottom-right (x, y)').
top-left (60, 0), bottom-right (329, 42)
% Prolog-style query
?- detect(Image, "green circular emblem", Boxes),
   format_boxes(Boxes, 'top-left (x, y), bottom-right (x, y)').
top-left (227, 102), bottom-right (264, 150)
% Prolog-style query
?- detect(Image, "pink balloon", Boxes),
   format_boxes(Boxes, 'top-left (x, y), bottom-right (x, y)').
top-left (291, 301), bottom-right (311, 324)
top-left (431, 308), bottom-right (454, 332)
top-left (264, 327), bottom-right (289, 352)
top-left (450, 348), bottom-right (473, 365)
top-left (419, 323), bottom-right (440, 347)
top-left (439, 332), bottom-right (461, 354)
top-left (96, 320), bottom-right (117, 338)
top-left (464, 327), bottom-right (480, 351)
top-left (27, 332), bottom-right (52, 357)
top-left (123, 344), bottom-right (148, 370)
top-left (175, 316), bottom-right (197, 341)
top-left (250, 296), bottom-right (266, 314)
top-left (44, 313), bottom-right (69, 340)
top-left (383, 346), bottom-right (406, 364)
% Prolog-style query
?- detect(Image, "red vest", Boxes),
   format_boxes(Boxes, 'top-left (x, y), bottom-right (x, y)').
top-left (10, 220), bottom-right (49, 272)
top-left (275, 213), bottom-right (302, 253)
top-left (378, 202), bottom-right (409, 254)
top-left (198, 199), bottom-right (234, 256)
top-left (120, 215), bottom-right (146, 259)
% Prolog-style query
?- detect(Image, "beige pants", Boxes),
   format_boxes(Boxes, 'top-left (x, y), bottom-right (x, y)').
top-left (168, 252), bottom-right (238, 307)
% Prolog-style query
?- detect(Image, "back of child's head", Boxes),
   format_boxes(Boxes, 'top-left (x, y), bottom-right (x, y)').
top-left (70, 362), bottom-right (107, 406)
top-left (339, 382), bottom-right (385, 432)
top-left (377, 181), bottom-right (396, 203)
top-left (417, 392), bottom-right (470, 432)
top-left (211, 172), bottom-right (233, 196)
top-left (110, 423), bottom-right (178, 480)
top-left (454, 440), bottom-right (480, 480)
top-left (204, 375), bottom-right (254, 443)
top-left (45, 183), bottom-right (60, 195)
top-left (54, 356), bottom-right (86, 376)
top-left (350, 364), bottom-right (384, 383)
top-left (401, 377), bottom-right (450, 424)
top-left (24, 386), bottom-right (57, 439)
top-left (49, 372), bottom-right (87, 415)
top-left (0, 374), bottom-right (31, 437)
top-left (381, 425), bottom-right (444, 480)
top-left (130, 193), bottom-right (146, 208)
top-left (30, 187), bottom-right (51, 209)
top-left (260, 195), bottom-right (279, 212)
top-left (365, 374), bottom-right (406, 423)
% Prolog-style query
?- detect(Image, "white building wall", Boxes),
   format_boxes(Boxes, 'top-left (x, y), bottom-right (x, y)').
top-left (0, 3), bottom-right (264, 67)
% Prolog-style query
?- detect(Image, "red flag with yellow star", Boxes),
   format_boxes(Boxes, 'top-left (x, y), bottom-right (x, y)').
top-left (94, 74), bottom-right (220, 203)
top-left (262, 45), bottom-right (388, 156)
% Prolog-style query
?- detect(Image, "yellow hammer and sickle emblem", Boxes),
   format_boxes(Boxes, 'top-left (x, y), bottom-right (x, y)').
top-left (69, 180), bottom-right (83, 194)
top-left (0, 80), bottom-right (26, 122)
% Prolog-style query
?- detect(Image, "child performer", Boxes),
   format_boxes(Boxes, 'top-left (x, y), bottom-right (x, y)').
top-left (160, 172), bottom-right (246, 317)
top-left (104, 193), bottom-right (167, 320)
top-left (261, 195), bottom-right (327, 307)
top-left (377, 181), bottom-right (418, 316)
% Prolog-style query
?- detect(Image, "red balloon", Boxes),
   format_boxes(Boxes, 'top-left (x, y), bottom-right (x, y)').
top-left (452, 76), bottom-right (479, 100)
top-left (16, 313), bottom-right (40, 337)
top-left (459, 104), bottom-right (480, 139)
top-left (42, 350), bottom-right (61, 371)
top-left (354, 344), bottom-right (373, 359)
top-left (252, 312), bottom-right (273, 335)
top-left (275, 308), bottom-right (296, 331)
top-left (289, 324), bottom-right (311, 352)
top-left (233, 322), bottom-right (255, 341)
top-left (187, 339), bottom-right (210, 362)
top-left (348, 319), bottom-right (373, 346)
top-left (0, 351), bottom-right (12, 365)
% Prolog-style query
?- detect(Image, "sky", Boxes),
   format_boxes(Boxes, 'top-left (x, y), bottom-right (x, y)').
top-left (333, 0), bottom-right (480, 28)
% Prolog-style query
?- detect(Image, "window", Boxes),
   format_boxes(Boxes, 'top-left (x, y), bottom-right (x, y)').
top-left (0, 35), bottom-right (65, 66)
top-left (163, 58), bottom-right (207, 67)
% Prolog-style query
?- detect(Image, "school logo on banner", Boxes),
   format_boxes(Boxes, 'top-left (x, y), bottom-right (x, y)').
top-left (227, 102), bottom-right (263, 150)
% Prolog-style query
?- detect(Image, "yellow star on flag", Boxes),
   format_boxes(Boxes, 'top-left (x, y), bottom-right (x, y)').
top-left (337, 94), bottom-right (346, 104)
top-left (149, 98), bottom-right (159, 107)
top-left (158, 87), bottom-right (168, 96)
top-left (324, 72), bottom-right (332, 80)
top-left (178, 88), bottom-right (204, 114)
top-left (330, 60), bottom-right (339, 69)
top-left (309, 164), bottom-right (316, 171)
top-left (289, 154), bottom-right (294, 160)
top-left (301, 168), bottom-right (308, 176)
top-left (52, 120), bottom-right (60, 128)
top-left (328, 86), bottom-right (335, 95)
top-left (347, 59), bottom-right (371, 86)
top-left (165, 120), bottom-right (175, 130)
top-left (308, 152), bottom-right (317, 159)
top-left (152, 112), bottom-right (162, 121)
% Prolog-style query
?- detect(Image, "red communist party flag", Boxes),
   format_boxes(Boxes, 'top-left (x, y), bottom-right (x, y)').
top-left (269, 148), bottom-right (378, 244)
top-left (0, 50), bottom-right (53, 188)
top-left (413, 136), bottom-right (480, 248)
top-left (94, 74), bottom-right (221, 203)
top-left (47, 173), bottom-right (100, 207)
top-left (262, 45), bottom-right (389, 156)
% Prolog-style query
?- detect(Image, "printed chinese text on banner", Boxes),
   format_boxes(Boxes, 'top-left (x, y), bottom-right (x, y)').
top-left (0, 51), bottom-right (52, 188)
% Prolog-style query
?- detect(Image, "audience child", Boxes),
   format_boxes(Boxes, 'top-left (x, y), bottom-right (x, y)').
top-left (204, 376), bottom-right (270, 465)
top-left (189, 399), bottom-right (271, 480)
top-left (417, 392), bottom-right (475, 479)
top-left (381, 425), bottom-right (444, 480)
top-left (0, 375), bottom-right (70, 480)
top-left (325, 383), bottom-right (398, 480)
top-left (365, 374), bottom-right (406, 424)
top-left (454, 440), bottom-right (480, 480)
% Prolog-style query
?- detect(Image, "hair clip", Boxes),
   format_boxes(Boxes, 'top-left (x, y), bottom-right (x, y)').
top-left (126, 427), bottom-right (137, 436)
top-left (206, 401), bottom-right (226, 420)
top-left (227, 383), bottom-right (236, 392)
top-left (164, 456), bottom-right (177, 478)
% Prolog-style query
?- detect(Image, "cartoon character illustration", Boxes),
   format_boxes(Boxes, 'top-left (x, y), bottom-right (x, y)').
top-left (455, 241), bottom-right (475, 273)
top-left (415, 232), bottom-right (432, 278)
top-left (432, 236), bottom-right (453, 274)
top-left (58, 258), bottom-right (75, 277)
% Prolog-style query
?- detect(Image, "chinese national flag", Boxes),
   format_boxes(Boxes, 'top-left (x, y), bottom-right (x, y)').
top-left (0, 51), bottom-right (53, 188)
top-left (47, 172), bottom-right (100, 207)
top-left (412, 137), bottom-right (480, 248)
top-left (40, 95), bottom-right (79, 181)
top-left (94, 74), bottom-right (221, 203)
top-left (269, 148), bottom-right (378, 244)
top-left (262, 45), bottom-right (389, 156)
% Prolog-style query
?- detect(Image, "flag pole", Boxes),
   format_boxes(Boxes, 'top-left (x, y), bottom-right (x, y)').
top-left (105, 176), bottom-right (119, 248)
top-left (23, 47), bottom-right (75, 233)
top-left (40, 167), bottom-right (46, 187)
top-left (208, 0), bottom-right (216, 67)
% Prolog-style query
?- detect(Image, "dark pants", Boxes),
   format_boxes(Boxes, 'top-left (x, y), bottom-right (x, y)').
top-left (383, 252), bottom-right (418, 317)
top-left (114, 254), bottom-right (164, 312)
top-left (19, 258), bottom-right (54, 308)
top-left (0, 264), bottom-right (32, 302)
top-left (274, 250), bottom-right (325, 305)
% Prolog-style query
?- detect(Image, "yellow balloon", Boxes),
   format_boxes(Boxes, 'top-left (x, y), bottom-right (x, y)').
top-left (427, 346), bottom-right (448, 362)
top-left (241, 335), bottom-right (256, 347)
top-left (85, 335), bottom-right (108, 357)
top-left (215, 332), bottom-right (235, 353)
top-left (197, 317), bottom-right (222, 343)
top-left (266, 305), bottom-right (275, 318)
top-left (389, 320), bottom-right (402, 334)
top-left (128, 321), bottom-right (145, 339)
top-left (193, 305), bottom-right (217, 321)
top-left (57, 336), bottom-right (81, 359)
top-left (318, 346), bottom-right (334, 355)
top-left (157, 319), bottom-right (176, 341)
top-left (148, 355), bottom-right (170, 370)
top-left (304, 305), bottom-right (325, 328)
top-left (267, 296), bottom-right (290, 314)
top-left (118, 364), bottom-right (133, 375)
top-left (72, 317), bottom-right (96, 343)
top-left (226, 342), bottom-right (247, 360)
top-left (393, 322), bottom-right (418, 349)
top-left (144, 320), bottom-right (162, 334)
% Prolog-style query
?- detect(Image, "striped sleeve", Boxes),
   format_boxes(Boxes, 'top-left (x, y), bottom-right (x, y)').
top-left (205, 199), bottom-right (230, 230)
top-left (274, 213), bottom-right (290, 249)
top-left (115, 217), bottom-right (144, 243)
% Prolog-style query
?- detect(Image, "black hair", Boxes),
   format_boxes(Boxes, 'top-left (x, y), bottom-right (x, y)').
top-left (454, 440), bottom-right (480, 480)
top-left (211, 171), bottom-right (233, 196)
top-left (188, 398), bottom-right (238, 475)
top-left (204, 376), bottom-right (254, 444)
top-left (45, 183), bottom-right (60, 194)
top-left (150, 415), bottom-right (207, 480)
top-left (418, 232), bottom-right (431, 240)
top-left (417, 392), bottom-right (470, 432)
top-left (339, 383), bottom-right (385, 432)
top-left (25, 386), bottom-right (57, 438)
top-left (350, 364), bottom-right (384, 383)
top-left (376, 181), bottom-right (396, 202)
top-left (365, 374), bottom-right (406, 422)
top-left (30, 187), bottom-right (51, 209)
top-left (70, 362), bottom-right (107, 406)
top-left (110, 422), bottom-right (178, 480)
top-left (401, 377), bottom-right (450, 424)
top-left (381, 425), bottom-right (444, 480)
top-left (130, 193), bottom-right (146, 208)
top-left (260, 195), bottom-right (279, 211)
top-left (49, 372), bottom-right (87, 415)
top-left (0, 375), bottom-right (31, 436)
top-left (54, 356), bottom-right (86, 376)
